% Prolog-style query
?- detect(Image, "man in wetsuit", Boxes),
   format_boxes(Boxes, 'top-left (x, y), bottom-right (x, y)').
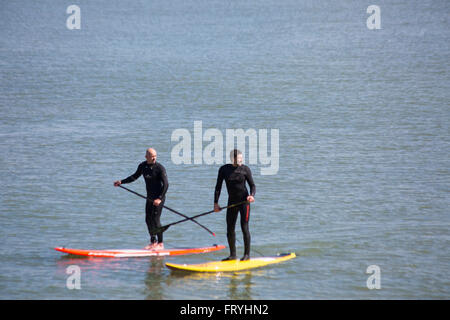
top-left (114, 148), bottom-right (169, 250)
top-left (214, 149), bottom-right (256, 261)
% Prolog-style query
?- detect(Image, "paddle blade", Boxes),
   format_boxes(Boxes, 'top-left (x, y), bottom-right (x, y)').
top-left (151, 225), bottom-right (170, 234)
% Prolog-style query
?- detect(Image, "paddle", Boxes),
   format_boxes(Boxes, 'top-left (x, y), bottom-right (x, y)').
top-left (118, 185), bottom-right (216, 237)
top-left (150, 200), bottom-right (249, 235)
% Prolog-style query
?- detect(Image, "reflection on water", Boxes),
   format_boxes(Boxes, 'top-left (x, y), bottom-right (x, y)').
top-left (56, 255), bottom-right (126, 270)
top-left (54, 252), bottom-right (272, 299)
top-left (166, 269), bottom-right (267, 300)
top-left (144, 258), bottom-right (166, 300)
top-left (56, 254), bottom-right (169, 299)
top-left (228, 272), bottom-right (253, 300)
top-left (55, 250), bottom-right (281, 300)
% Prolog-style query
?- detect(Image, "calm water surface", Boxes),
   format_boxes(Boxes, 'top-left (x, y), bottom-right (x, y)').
top-left (0, 0), bottom-right (449, 299)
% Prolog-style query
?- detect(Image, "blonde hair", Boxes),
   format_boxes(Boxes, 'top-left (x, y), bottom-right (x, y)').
top-left (230, 149), bottom-right (242, 162)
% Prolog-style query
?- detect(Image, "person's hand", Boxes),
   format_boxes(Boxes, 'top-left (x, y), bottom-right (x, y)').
top-left (247, 195), bottom-right (255, 203)
top-left (214, 203), bottom-right (221, 212)
top-left (153, 199), bottom-right (162, 206)
top-left (114, 180), bottom-right (121, 187)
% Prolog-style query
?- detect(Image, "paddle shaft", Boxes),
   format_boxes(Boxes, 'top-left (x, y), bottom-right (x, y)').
top-left (118, 185), bottom-right (216, 237)
top-left (152, 200), bottom-right (249, 234)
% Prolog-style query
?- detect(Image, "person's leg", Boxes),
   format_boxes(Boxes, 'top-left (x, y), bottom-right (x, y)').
top-left (223, 206), bottom-right (239, 260)
top-left (154, 198), bottom-right (164, 249)
top-left (145, 200), bottom-right (156, 249)
top-left (239, 203), bottom-right (251, 261)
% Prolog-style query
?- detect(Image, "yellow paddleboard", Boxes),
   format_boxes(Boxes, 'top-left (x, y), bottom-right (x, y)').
top-left (166, 253), bottom-right (296, 272)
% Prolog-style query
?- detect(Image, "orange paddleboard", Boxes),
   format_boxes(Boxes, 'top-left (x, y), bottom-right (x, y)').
top-left (54, 244), bottom-right (225, 258)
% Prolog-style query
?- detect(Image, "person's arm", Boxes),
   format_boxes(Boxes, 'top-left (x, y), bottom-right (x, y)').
top-left (245, 166), bottom-right (256, 202)
top-left (152, 165), bottom-right (169, 207)
top-left (214, 167), bottom-right (224, 211)
top-left (117, 163), bottom-right (143, 185)
top-left (158, 165), bottom-right (169, 199)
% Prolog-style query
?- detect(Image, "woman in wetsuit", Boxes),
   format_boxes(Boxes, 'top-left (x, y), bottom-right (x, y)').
top-left (214, 149), bottom-right (256, 261)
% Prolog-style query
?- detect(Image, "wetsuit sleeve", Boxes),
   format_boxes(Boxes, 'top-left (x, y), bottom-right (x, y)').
top-left (246, 166), bottom-right (256, 197)
top-left (214, 166), bottom-right (224, 203)
top-left (121, 163), bottom-right (143, 184)
top-left (158, 166), bottom-right (169, 199)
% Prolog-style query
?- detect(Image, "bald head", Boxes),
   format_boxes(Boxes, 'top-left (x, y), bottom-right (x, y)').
top-left (145, 148), bottom-right (157, 164)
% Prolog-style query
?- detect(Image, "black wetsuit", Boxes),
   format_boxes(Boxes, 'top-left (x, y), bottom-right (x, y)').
top-left (214, 164), bottom-right (256, 258)
top-left (121, 161), bottom-right (169, 244)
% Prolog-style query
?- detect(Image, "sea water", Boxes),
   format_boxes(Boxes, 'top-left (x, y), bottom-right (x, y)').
top-left (0, 0), bottom-right (449, 299)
